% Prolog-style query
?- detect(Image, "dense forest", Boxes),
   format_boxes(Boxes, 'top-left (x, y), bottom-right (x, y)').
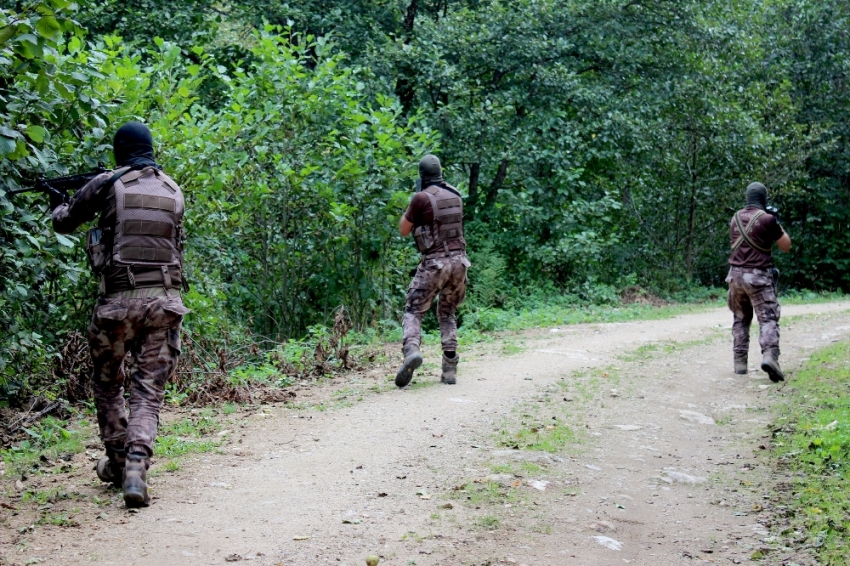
top-left (1, 0), bottom-right (848, 395)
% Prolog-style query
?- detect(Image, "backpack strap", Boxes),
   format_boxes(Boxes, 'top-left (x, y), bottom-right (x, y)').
top-left (732, 210), bottom-right (771, 253)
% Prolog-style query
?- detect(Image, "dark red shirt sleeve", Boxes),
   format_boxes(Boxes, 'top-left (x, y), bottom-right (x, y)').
top-left (764, 214), bottom-right (784, 242)
top-left (403, 192), bottom-right (432, 226)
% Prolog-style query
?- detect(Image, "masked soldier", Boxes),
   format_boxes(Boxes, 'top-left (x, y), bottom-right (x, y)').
top-left (396, 155), bottom-right (471, 387)
top-left (52, 122), bottom-right (189, 507)
top-left (727, 182), bottom-right (791, 382)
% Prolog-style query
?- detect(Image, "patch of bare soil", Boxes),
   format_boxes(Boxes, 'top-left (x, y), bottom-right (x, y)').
top-left (1, 302), bottom-right (848, 566)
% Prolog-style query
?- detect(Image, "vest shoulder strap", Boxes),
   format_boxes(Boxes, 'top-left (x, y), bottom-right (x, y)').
top-left (422, 188), bottom-right (439, 220)
top-left (732, 210), bottom-right (770, 253)
top-left (157, 171), bottom-right (180, 193)
top-left (104, 166), bottom-right (133, 189)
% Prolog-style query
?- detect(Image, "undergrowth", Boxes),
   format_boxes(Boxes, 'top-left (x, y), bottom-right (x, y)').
top-left (2, 415), bottom-right (87, 477)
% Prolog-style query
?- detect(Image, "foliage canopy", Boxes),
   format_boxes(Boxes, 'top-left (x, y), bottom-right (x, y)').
top-left (1, 0), bottom-right (848, 397)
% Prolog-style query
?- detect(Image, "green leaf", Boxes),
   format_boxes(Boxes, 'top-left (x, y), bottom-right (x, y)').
top-left (14, 34), bottom-right (41, 59)
top-left (178, 86), bottom-right (190, 97)
top-left (0, 136), bottom-right (15, 156)
top-left (0, 25), bottom-right (14, 47)
top-left (0, 126), bottom-right (22, 139)
top-left (55, 233), bottom-right (75, 248)
top-left (67, 35), bottom-right (82, 53)
top-left (26, 125), bottom-right (46, 143)
top-left (35, 16), bottom-right (62, 40)
top-left (153, 37), bottom-right (165, 48)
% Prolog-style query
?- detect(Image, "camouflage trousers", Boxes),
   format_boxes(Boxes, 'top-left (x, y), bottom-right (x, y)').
top-left (402, 252), bottom-right (470, 353)
top-left (726, 266), bottom-right (781, 358)
top-left (87, 288), bottom-right (188, 463)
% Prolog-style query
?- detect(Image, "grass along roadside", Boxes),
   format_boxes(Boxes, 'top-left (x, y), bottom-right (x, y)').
top-left (767, 340), bottom-right (850, 565)
top-left (1, 406), bottom-right (231, 488)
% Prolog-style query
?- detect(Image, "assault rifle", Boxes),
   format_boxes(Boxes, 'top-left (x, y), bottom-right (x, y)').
top-left (766, 205), bottom-right (781, 225)
top-left (4, 164), bottom-right (109, 207)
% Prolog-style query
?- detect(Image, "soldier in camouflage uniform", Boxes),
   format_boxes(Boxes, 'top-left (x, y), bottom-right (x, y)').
top-left (52, 122), bottom-right (189, 507)
top-left (396, 155), bottom-right (470, 387)
top-left (727, 182), bottom-right (791, 382)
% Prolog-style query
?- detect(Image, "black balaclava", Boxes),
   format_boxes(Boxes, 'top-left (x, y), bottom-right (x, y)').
top-left (113, 121), bottom-right (158, 169)
top-left (419, 154), bottom-right (444, 186)
top-left (745, 182), bottom-right (768, 210)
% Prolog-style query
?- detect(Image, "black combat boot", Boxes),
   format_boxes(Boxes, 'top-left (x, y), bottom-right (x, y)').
top-left (123, 452), bottom-right (150, 508)
top-left (441, 352), bottom-right (459, 385)
top-left (761, 350), bottom-right (785, 383)
top-left (95, 444), bottom-right (126, 488)
top-left (395, 344), bottom-right (423, 388)
top-left (733, 354), bottom-right (748, 375)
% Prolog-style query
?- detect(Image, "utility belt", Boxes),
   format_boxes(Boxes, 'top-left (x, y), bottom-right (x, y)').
top-left (728, 265), bottom-right (780, 287)
top-left (728, 266), bottom-right (773, 277)
top-left (100, 265), bottom-right (187, 295)
top-left (104, 287), bottom-right (182, 299)
top-left (421, 249), bottom-right (467, 261)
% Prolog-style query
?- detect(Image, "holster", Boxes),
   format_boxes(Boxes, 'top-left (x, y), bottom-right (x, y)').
top-left (85, 227), bottom-right (110, 274)
top-left (413, 225), bottom-right (434, 254)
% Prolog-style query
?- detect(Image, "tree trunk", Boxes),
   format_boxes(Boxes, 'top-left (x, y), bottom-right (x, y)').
top-left (466, 162), bottom-right (481, 218)
top-left (483, 159), bottom-right (510, 210)
top-left (395, 0), bottom-right (420, 113)
top-left (403, 0), bottom-right (419, 34)
top-left (684, 135), bottom-right (699, 281)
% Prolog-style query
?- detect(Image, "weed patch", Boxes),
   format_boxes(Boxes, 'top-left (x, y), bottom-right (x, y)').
top-left (154, 414), bottom-right (223, 458)
top-left (768, 340), bottom-right (850, 565)
top-left (497, 422), bottom-right (578, 452)
top-left (2, 416), bottom-right (86, 477)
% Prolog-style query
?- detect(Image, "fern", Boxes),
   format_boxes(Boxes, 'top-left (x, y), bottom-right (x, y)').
top-left (468, 241), bottom-right (507, 309)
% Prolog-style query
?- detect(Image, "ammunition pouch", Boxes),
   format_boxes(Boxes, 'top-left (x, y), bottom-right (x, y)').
top-left (413, 225), bottom-right (434, 254)
top-left (86, 227), bottom-right (110, 274)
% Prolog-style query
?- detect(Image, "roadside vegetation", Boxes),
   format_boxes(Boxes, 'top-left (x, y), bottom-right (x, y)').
top-left (768, 341), bottom-right (850, 565)
top-left (3, 0), bottom-right (850, 416)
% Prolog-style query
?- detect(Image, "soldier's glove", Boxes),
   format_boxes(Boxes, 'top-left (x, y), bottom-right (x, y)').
top-left (47, 187), bottom-right (67, 212)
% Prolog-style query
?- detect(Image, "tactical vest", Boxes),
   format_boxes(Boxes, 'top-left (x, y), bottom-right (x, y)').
top-left (101, 167), bottom-right (185, 291)
top-left (413, 184), bottom-right (465, 255)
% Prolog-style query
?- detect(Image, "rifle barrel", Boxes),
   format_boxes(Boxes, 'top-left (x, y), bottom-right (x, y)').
top-left (4, 168), bottom-right (108, 198)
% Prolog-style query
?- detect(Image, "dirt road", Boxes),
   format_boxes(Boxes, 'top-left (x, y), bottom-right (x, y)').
top-left (4, 302), bottom-right (850, 566)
